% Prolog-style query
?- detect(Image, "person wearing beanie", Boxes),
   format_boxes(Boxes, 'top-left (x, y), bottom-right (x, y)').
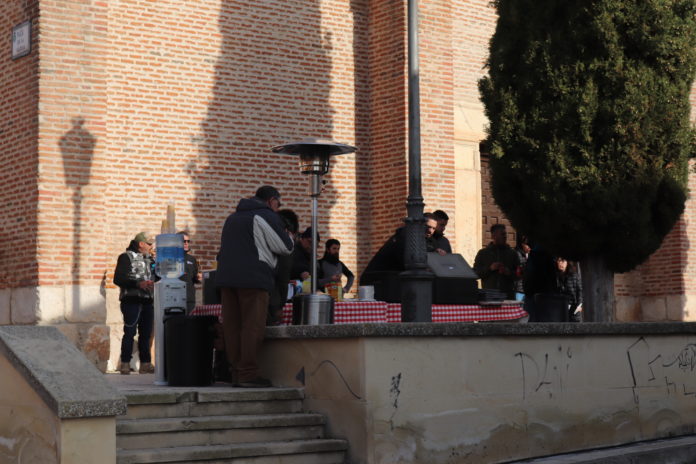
top-left (290, 227), bottom-right (319, 281)
top-left (113, 231), bottom-right (156, 375)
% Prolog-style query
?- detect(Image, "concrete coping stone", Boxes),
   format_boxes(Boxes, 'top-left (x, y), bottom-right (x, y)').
top-left (0, 325), bottom-right (126, 419)
top-left (265, 321), bottom-right (696, 339)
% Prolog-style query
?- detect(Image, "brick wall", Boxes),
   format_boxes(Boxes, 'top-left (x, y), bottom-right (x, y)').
top-left (615, 159), bottom-right (696, 321)
top-left (37, 0), bottom-right (109, 288)
top-left (0, 1), bottom-right (39, 290)
top-left (365, 0), bottom-right (408, 260)
top-left (420, 0), bottom-right (456, 244)
top-left (102, 0), bottom-right (372, 281)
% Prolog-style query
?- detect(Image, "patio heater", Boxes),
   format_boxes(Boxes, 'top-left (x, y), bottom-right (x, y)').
top-left (272, 138), bottom-right (356, 323)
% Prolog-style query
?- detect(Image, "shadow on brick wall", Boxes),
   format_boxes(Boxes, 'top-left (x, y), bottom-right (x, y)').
top-left (60, 116), bottom-right (95, 313)
top-left (189, 0), bottom-right (338, 266)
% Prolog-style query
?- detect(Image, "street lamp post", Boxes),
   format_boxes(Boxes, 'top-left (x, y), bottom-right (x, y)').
top-left (400, 0), bottom-right (433, 322)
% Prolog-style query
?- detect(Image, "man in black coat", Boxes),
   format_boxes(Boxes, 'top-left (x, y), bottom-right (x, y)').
top-left (361, 217), bottom-right (439, 284)
top-left (268, 209), bottom-right (299, 325)
top-left (432, 209), bottom-right (452, 254)
top-left (290, 227), bottom-right (318, 281)
top-left (178, 230), bottom-right (201, 314)
top-left (216, 186), bottom-right (293, 387)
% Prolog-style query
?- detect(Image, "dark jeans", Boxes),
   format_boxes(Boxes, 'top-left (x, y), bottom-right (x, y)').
top-left (120, 300), bottom-right (154, 363)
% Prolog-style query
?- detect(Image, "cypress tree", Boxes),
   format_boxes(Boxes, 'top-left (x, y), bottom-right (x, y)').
top-left (479, 0), bottom-right (696, 318)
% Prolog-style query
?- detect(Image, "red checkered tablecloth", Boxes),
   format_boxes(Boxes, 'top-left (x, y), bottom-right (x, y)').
top-left (192, 301), bottom-right (388, 324)
top-left (387, 302), bottom-right (527, 322)
top-left (283, 301), bottom-right (388, 324)
top-left (192, 301), bottom-right (527, 324)
top-left (190, 304), bottom-right (223, 317)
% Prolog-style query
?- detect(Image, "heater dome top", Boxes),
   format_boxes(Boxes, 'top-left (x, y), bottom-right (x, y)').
top-left (271, 138), bottom-right (357, 157)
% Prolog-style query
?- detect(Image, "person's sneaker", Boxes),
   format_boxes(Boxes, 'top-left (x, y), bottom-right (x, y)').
top-left (138, 362), bottom-right (155, 374)
top-left (119, 362), bottom-right (131, 375)
top-left (236, 377), bottom-right (272, 388)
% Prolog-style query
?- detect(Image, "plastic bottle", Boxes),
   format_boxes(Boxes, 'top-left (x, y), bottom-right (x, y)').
top-left (301, 277), bottom-right (312, 294)
top-left (155, 233), bottom-right (184, 279)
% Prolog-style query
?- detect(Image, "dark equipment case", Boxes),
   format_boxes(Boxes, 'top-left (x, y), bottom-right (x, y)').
top-left (427, 253), bottom-right (479, 304)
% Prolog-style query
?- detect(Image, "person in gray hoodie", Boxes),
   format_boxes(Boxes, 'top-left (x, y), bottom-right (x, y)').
top-left (216, 186), bottom-right (293, 387)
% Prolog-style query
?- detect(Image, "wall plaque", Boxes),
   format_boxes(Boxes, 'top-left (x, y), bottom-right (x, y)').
top-left (12, 20), bottom-right (31, 59)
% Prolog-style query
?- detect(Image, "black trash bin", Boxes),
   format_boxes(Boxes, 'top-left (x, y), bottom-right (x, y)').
top-left (165, 315), bottom-right (217, 386)
top-left (533, 293), bottom-right (569, 322)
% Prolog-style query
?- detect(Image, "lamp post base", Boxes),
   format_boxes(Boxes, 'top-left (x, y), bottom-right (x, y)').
top-left (400, 269), bottom-right (434, 322)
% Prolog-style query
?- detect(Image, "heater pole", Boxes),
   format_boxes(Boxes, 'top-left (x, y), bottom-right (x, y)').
top-left (270, 138), bottom-right (357, 297)
top-left (311, 178), bottom-right (319, 294)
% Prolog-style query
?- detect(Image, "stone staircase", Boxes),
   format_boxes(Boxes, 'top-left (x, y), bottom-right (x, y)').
top-left (116, 387), bottom-right (347, 464)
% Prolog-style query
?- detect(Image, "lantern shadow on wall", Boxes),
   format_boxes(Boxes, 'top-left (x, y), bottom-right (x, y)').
top-left (59, 116), bottom-right (96, 313)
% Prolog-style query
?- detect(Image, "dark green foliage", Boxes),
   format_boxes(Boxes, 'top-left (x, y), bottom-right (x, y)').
top-left (479, 0), bottom-right (696, 272)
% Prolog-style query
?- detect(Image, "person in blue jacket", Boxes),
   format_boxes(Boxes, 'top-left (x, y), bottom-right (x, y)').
top-left (216, 185), bottom-right (294, 387)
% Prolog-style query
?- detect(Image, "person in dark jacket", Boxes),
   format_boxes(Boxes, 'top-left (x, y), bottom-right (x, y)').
top-left (113, 232), bottom-right (155, 375)
top-left (432, 209), bottom-right (452, 254)
top-left (521, 244), bottom-right (556, 322)
top-left (513, 235), bottom-right (531, 301)
top-left (216, 186), bottom-right (293, 387)
top-left (360, 227), bottom-right (406, 286)
top-left (555, 257), bottom-right (583, 322)
top-left (473, 224), bottom-right (520, 299)
top-left (361, 217), bottom-right (439, 284)
top-left (178, 231), bottom-right (201, 314)
top-left (268, 209), bottom-right (299, 325)
top-left (290, 227), bottom-right (318, 281)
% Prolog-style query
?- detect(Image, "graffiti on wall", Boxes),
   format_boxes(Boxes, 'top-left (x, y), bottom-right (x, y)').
top-left (514, 337), bottom-right (696, 404)
top-left (627, 337), bottom-right (696, 405)
top-left (515, 345), bottom-right (573, 400)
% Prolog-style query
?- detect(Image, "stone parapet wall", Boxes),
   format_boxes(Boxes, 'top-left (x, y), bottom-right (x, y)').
top-left (0, 326), bottom-right (125, 462)
top-left (262, 322), bottom-right (696, 463)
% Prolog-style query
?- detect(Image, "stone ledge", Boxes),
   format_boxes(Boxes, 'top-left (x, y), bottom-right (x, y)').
top-left (265, 321), bottom-right (696, 339)
top-left (0, 325), bottom-right (126, 418)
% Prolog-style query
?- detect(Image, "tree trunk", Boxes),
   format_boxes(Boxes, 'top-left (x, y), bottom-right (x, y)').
top-left (580, 255), bottom-right (615, 322)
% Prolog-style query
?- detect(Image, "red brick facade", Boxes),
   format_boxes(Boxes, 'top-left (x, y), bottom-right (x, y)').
top-left (0, 1), bottom-right (39, 289)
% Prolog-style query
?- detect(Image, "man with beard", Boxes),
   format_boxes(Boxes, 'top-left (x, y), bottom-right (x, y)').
top-left (473, 223), bottom-right (520, 299)
top-left (317, 239), bottom-right (354, 293)
top-left (432, 209), bottom-right (452, 254)
top-left (424, 213), bottom-right (447, 255)
top-left (361, 216), bottom-right (440, 283)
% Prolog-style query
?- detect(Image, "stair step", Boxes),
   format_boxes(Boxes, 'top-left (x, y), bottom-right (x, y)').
top-left (117, 413), bottom-right (327, 449)
top-left (116, 438), bottom-right (348, 464)
top-left (118, 413), bottom-right (326, 434)
top-left (124, 387), bottom-right (304, 406)
top-left (121, 388), bottom-right (304, 420)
